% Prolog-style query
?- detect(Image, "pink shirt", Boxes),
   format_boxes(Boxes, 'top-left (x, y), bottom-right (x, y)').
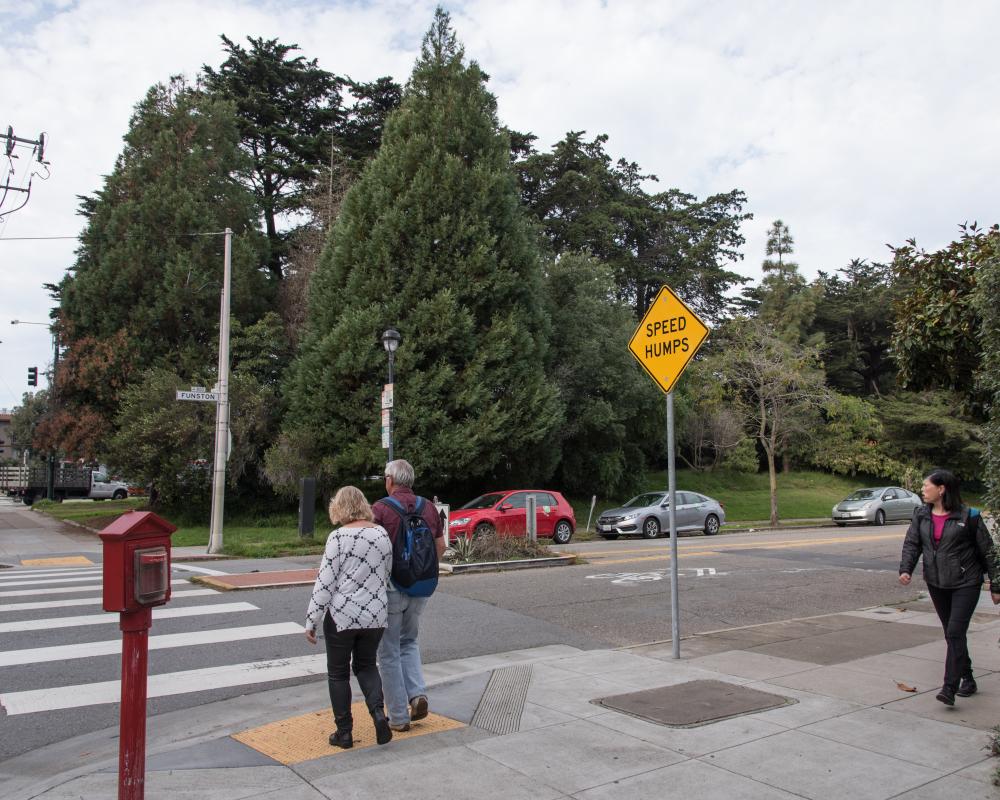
top-left (931, 512), bottom-right (948, 544)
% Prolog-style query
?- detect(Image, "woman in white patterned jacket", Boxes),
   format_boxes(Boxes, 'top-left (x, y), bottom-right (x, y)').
top-left (305, 486), bottom-right (394, 749)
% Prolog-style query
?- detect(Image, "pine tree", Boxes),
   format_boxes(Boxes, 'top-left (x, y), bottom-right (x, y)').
top-left (756, 219), bottom-right (820, 345)
top-left (54, 77), bottom-right (269, 457)
top-left (274, 9), bottom-right (562, 496)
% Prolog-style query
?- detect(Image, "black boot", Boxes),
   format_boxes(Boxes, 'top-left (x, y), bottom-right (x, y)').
top-left (372, 708), bottom-right (393, 745)
top-left (957, 676), bottom-right (978, 697)
top-left (936, 685), bottom-right (956, 706)
top-left (329, 729), bottom-right (353, 749)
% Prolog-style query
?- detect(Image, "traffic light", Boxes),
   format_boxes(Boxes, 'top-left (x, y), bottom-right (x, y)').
top-left (27, 366), bottom-right (37, 386)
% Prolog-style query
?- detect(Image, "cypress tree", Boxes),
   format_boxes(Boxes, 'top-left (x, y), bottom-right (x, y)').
top-left (276, 9), bottom-right (562, 495)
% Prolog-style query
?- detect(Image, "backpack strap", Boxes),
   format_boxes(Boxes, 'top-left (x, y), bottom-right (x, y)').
top-left (414, 497), bottom-right (426, 515)
top-left (381, 495), bottom-right (407, 518)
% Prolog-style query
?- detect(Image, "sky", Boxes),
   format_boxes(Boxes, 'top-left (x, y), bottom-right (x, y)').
top-left (1, 0), bottom-right (999, 411)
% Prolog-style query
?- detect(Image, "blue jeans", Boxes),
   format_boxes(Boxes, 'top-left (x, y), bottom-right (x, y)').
top-left (377, 590), bottom-right (429, 725)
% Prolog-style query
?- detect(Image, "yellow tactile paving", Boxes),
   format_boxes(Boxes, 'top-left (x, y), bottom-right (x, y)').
top-left (21, 556), bottom-right (94, 567)
top-left (232, 704), bottom-right (465, 764)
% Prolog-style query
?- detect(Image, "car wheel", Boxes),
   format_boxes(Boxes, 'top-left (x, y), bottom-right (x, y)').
top-left (473, 522), bottom-right (494, 537)
top-left (874, 509), bottom-right (886, 526)
top-left (642, 517), bottom-right (660, 539)
top-left (600, 533), bottom-right (619, 540)
top-left (704, 514), bottom-right (720, 536)
top-left (113, 489), bottom-right (127, 500)
top-left (552, 520), bottom-right (573, 544)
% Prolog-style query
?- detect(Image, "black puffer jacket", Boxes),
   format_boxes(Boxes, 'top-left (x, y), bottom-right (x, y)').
top-left (899, 505), bottom-right (999, 589)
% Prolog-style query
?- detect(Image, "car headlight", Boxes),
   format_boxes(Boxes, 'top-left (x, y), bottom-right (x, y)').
top-left (450, 517), bottom-right (472, 527)
top-left (621, 513), bottom-right (638, 521)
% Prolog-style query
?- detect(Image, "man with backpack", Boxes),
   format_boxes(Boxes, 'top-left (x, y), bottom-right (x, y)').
top-left (373, 459), bottom-right (445, 731)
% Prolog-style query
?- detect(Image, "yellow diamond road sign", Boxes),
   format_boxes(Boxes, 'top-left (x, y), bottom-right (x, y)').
top-left (629, 285), bottom-right (710, 393)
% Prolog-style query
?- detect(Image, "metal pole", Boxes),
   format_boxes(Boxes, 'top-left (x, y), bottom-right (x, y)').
top-left (207, 229), bottom-right (232, 555)
top-left (387, 350), bottom-right (395, 463)
top-left (47, 328), bottom-right (58, 502)
top-left (526, 495), bottom-right (537, 542)
top-left (117, 607), bottom-right (152, 800)
top-left (667, 391), bottom-right (680, 658)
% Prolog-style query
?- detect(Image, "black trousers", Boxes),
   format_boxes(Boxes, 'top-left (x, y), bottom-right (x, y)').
top-left (927, 583), bottom-right (981, 690)
top-left (322, 612), bottom-right (385, 732)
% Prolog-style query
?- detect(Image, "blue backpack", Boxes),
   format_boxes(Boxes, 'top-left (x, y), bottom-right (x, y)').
top-left (382, 496), bottom-right (439, 597)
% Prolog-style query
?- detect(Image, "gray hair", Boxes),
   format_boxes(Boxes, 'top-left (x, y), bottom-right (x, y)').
top-left (385, 459), bottom-right (415, 488)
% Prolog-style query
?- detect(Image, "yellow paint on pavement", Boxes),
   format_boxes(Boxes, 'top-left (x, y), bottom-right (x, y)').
top-left (582, 531), bottom-right (903, 567)
top-left (233, 704), bottom-right (464, 764)
top-left (21, 556), bottom-right (94, 567)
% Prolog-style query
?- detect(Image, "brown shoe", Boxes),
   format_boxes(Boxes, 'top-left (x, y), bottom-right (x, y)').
top-left (388, 721), bottom-right (410, 732)
top-left (410, 695), bottom-right (428, 721)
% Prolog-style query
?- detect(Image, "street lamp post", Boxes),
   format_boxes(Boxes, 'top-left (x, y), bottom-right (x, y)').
top-left (381, 328), bottom-right (401, 463)
top-left (11, 319), bottom-right (58, 500)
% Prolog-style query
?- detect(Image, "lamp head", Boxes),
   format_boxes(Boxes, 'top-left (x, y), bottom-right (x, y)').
top-left (381, 328), bottom-right (401, 354)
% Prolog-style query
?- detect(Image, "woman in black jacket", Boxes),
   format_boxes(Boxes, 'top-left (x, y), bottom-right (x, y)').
top-left (899, 469), bottom-right (1000, 705)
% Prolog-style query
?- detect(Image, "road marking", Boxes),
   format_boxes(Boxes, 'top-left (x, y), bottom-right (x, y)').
top-left (585, 566), bottom-right (821, 585)
top-left (586, 532), bottom-right (904, 567)
top-left (0, 588), bottom-right (216, 613)
top-left (0, 575), bottom-right (110, 588)
top-left (0, 578), bottom-right (191, 599)
top-left (171, 563), bottom-right (229, 577)
top-left (0, 653), bottom-right (329, 714)
top-left (0, 602), bottom-right (257, 633)
top-left (0, 569), bottom-right (102, 581)
top-left (0, 622), bottom-right (304, 667)
top-left (575, 531), bottom-right (902, 559)
top-left (21, 556), bottom-right (94, 567)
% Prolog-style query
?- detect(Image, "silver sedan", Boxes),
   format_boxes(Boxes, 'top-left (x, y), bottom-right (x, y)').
top-left (832, 486), bottom-right (922, 526)
top-left (596, 491), bottom-right (726, 539)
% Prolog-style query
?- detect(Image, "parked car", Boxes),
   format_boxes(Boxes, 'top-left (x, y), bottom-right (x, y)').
top-left (596, 491), bottom-right (726, 539)
top-left (831, 486), bottom-right (922, 526)
top-left (448, 489), bottom-right (577, 544)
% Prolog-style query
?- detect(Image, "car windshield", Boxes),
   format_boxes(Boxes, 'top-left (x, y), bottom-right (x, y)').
top-left (623, 493), bottom-right (665, 508)
top-left (461, 493), bottom-right (506, 510)
top-left (846, 490), bottom-right (878, 501)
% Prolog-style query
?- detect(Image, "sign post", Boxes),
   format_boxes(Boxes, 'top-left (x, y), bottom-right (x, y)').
top-left (628, 285), bottom-right (710, 659)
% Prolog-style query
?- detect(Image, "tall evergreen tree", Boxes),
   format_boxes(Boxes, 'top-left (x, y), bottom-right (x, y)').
top-left (754, 219), bottom-right (820, 345)
top-left (202, 36), bottom-right (345, 280)
top-left (54, 78), bottom-right (268, 458)
top-left (272, 9), bottom-right (562, 496)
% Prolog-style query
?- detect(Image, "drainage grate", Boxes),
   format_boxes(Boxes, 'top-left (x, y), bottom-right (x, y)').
top-left (471, 664), bottom-right (532, 735)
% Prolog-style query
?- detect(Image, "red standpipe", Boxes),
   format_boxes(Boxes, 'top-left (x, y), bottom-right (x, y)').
top-left (118, 606), bottom-right (152, 800)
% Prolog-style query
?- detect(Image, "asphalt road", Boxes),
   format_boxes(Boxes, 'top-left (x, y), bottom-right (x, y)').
top-left (0, 507), bottom-right (922, 760)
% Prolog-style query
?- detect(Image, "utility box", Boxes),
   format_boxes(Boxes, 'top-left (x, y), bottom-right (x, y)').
top-left (99, 511), bottom-right (177, 613)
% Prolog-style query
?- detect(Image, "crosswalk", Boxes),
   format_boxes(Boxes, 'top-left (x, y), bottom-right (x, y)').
top-left (0, 562), bottom-right (327, 718)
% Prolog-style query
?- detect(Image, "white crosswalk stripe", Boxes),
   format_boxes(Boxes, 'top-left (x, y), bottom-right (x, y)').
top-left (0, 569), bottom-right (102, 581)
top-left (0, 601), bottom-right (258, 633)
top-left (0, 622), bottom-right (304, 667)
top-left (1, 654), bottom-right (327, 715)
top-left (0, 578), bottom-right (190, 599)
top-left (0, 574), bottom-right (113, 588)
top-left (0, 588), bottom-right (217, 613)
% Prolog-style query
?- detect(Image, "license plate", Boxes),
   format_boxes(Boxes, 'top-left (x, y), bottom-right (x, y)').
top-left (599, 524), bottom-right (611, 532)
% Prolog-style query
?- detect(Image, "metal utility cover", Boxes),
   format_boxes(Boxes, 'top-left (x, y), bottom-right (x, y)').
top-left (596, 680), bottom-right (794, 728)
top-left (628, 284), bottom-right (710, 394)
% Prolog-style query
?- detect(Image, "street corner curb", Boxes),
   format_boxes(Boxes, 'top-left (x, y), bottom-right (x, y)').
top-left (440, 554), bottom-right (577, 574)
top-left (188, 575), bottom-right (236, 591)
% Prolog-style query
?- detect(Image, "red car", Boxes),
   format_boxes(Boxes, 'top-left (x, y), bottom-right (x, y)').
top-left (449, 490), bottom-right (576, 544)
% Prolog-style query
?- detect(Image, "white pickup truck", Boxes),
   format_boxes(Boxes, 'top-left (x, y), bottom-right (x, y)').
top-left (0, 464), bottom-right (130, 505)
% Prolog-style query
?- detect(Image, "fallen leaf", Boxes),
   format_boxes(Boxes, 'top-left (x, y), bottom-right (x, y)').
top-left (895, 681), bottom-right (917, 693)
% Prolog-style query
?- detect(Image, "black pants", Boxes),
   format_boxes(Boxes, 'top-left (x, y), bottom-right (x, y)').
top-left (322, 612), bottom-right (386, 732)
top-left (927, 583), bottom-right (981, 690)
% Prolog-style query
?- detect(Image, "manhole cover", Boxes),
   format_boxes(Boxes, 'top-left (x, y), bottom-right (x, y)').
top-left (596, 680), bottom-right (795, 727)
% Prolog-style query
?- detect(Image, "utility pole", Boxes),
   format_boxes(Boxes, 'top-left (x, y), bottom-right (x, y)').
top-left (2, 126), bottom-right (49, 219)
top-left (207, 229), bottom-right (232, 555)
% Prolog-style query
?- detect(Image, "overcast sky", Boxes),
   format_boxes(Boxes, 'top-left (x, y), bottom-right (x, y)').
top-left (2, 0), bottom-right (998, 412)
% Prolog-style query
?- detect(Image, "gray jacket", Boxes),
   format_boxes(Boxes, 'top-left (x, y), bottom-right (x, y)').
top-left (899, 505), bottom-right (999, 590)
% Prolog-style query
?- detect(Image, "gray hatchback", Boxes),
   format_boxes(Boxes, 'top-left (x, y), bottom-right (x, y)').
top-left (832, 486), bottom-right (922, 526)
top-left (597, 491), bottom-right (726, 539)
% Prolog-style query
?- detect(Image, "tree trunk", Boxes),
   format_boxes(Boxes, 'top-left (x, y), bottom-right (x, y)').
top-left (764, 446), bottom-right (778, 527)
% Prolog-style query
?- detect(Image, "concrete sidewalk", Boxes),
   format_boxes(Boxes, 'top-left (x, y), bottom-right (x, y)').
top-left (5, 594), bottom-right (1000, 800)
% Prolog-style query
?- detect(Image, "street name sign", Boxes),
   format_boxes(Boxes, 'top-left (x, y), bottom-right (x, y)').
top-left (176, 390), bottom-right (219, 402)
top-left (628, 285), bottom-right (710, 393)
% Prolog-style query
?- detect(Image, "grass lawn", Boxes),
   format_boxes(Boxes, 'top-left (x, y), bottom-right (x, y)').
top-left (566, 469), bottom-right (886, 540)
